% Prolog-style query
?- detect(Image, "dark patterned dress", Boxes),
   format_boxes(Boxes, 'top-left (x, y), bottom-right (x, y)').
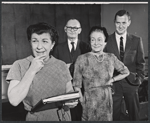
top-left (6, 55), bottom-right (72, 121)
top-left (73, 52), bottom-right (129, 121)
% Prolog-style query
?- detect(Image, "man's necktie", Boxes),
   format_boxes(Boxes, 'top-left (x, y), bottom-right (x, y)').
top-left (71, 42), bottom-right (75, 56)
top-left (120, 36), bottom-right (124, 61)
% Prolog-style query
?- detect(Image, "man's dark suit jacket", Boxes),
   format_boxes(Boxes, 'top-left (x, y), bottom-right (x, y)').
top-left (52, 40), bottom-right (91, 76)
top-left (104, 33), bottom-right (145, 85)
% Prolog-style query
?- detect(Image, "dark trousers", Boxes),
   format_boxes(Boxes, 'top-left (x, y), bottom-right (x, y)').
top-left (112, 80), bottom-right (140, 121)
top-left (70, 103), bottom-right (82, 121)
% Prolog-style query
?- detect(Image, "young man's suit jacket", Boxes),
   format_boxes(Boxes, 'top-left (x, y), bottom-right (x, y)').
top-left (104, 33), bottom-right (145, 85)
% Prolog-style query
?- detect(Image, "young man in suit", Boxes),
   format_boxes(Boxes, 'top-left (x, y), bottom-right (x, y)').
top-left (52, 19), bottom-right (91, 121)
top-left (104, 10), bottom-right (145, 121)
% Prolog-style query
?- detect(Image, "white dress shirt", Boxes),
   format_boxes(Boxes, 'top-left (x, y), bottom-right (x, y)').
top-left (115, 32), bottom-right (127, 52)
top-left (68, 39), bottom-right (78, 52)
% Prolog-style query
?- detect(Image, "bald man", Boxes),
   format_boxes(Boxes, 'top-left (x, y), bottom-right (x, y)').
top-left (52, 19), bottom-right (91, 121)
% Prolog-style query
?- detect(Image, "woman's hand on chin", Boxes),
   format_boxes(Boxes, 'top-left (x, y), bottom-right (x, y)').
top-left (29, 55), bottom-right (46, 74)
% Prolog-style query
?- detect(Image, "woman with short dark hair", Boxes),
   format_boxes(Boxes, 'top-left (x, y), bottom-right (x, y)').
top-left (73, 26), bottom-right (129, 121)
top-left (6, 22), bottom-right (77, 121)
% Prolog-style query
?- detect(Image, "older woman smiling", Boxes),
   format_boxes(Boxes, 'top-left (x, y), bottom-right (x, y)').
top-left (73, 26), bottom-right (130, 121)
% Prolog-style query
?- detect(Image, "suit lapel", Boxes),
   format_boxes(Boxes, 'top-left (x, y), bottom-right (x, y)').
top-left (111, 33), bottom-right (120, 59)
top-left (65, 41), bottom-right (70, 53)
top-left (76, 39), bottom-right (80, 50)
top-left (124, 33), bottom-right (132, 55)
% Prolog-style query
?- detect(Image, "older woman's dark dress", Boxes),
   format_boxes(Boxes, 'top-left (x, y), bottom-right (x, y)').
top-left (73, 52), bottom-right (129, 121)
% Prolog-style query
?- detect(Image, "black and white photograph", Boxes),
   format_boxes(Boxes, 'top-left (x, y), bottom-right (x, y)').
top-left (1, 1), bottom-right (148, 121)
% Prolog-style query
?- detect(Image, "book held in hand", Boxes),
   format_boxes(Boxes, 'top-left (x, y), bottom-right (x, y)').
top-left (30, 91), bottom-right (80, 113)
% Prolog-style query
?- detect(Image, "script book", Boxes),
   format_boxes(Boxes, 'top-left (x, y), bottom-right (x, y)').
top-left (30, 91), bottom-right (80, 113)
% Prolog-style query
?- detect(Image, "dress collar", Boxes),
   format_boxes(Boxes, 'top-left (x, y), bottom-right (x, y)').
top-left (26, 55), bottom-right (54, 65)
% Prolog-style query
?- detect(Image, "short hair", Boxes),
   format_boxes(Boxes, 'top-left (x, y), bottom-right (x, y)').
top-left (114, 10), bottom-right (131, 21)
top-left (27, 22), bottom-right (59, 44)
top-left (66, 18), bottom-right (81, 27)
top-left (88, 26), bottom-right (108, 45)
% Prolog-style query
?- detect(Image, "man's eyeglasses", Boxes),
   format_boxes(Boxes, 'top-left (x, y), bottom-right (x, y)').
top-left (66, 26), bottom-right (81, 31)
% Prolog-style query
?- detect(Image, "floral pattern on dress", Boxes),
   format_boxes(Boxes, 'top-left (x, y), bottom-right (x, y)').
top-left (73, 52), bottom-right (128, 121)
